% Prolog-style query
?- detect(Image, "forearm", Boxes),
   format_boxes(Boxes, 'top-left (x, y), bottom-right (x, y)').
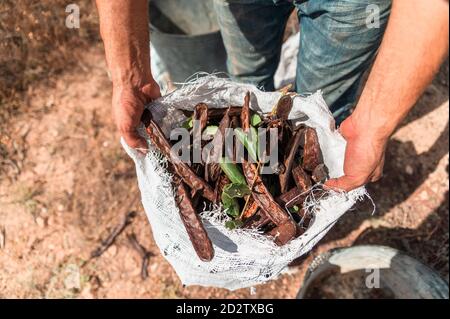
top-left (95, 0), bottom-right (151, 88)
top-left (352, 0), bottom-right (449, 140)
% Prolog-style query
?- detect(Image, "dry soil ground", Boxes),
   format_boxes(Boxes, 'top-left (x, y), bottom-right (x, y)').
top-left (0, 47), bottom-right (448, 299)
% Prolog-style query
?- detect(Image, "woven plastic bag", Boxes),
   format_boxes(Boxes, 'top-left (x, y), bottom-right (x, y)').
top-left (122, 75), bottom-right (368, 290)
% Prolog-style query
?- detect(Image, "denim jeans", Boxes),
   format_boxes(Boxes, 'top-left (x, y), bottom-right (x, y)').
top-left (213, 0), bottom-right (392, 123)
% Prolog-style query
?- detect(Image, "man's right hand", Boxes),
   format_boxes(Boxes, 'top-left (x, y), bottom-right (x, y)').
top-left (96, 0), bottom-right (157, 151)
top-left (112, 80), bottom-right (161, 151)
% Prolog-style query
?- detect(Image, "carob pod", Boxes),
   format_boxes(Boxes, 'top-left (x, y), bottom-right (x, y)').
top-left (279, 128), bottom-right (304, 193)
top-left (241, 196), bottom-right (259, 220)
top-left (208, 107), bottom-right (242, 119)
top-left (274, 95), bottom-right (293, 121)
top-left (183, 107), bottom-right (242, 120)
top-left (240, 92), bottom-right (298, 245)
top-left (243, 210), bottom-right (271, 229)
top-left (205, 108), bottom-right (231, 183)
top-left (141, 109), bottom-right (216, 202)
top-left (193, 103), bottom-right (208, 166)
top-left (302, 127), bottom-right (323, 172)
top-left (171, 173), bottom-right (214, 262)
top-left (274, 95), bottom-right (293, 149)
top-left (193, 103), bottom-right (209, 132)
top-left (292, 165), bottom-right (312, 192)
top-left (311, 163), bottom-right (329, 183)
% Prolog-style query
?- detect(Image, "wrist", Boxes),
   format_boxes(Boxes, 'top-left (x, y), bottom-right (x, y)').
top-left (111, 67), bottom-right (153, 90)
top-left (350, 103), bottom-right (398, 142)
top-left (343, 111), bottom-right (391, 146)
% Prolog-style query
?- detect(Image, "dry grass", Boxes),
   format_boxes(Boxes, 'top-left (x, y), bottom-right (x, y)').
top-left (0, 0), bottom-right (100, 178)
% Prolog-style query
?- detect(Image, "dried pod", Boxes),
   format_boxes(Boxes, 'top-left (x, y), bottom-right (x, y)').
top-left (142, 109), bottom-right (216, 202)
top-left (267, 219), bottom-right (300, 245)
top-left (302, 127), bottom-right (323, 172)
top-left (205, 108), bottom-right (231, 182)
top-left (311, 163), bottom-right (329, 183)
top-left (279, 129), bottom-right (303, 193)
top-left (172, 175), bottom-right (214, 262)
top-left (276, 187), bottom-right (305, 208)
top-left (193, 103), bottom-right (209, 132)
top-left (292, 165), bottom-right (312, 192)
top-left (275, 95), bottom-right (293, 121)
top-left (241, 197), bottom-right (259, 220)
top-left (240, 92), bottom-right (298, 245)
top-left (243, 210), bottom-right (271, 229)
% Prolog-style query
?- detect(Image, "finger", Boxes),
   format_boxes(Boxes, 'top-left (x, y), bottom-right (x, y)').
top-left (141, 82), bottom-right (161, 101)
top-left (325, 175), bottom-right (366, 192)
top-left (121, 129), bottom-right (148, 154)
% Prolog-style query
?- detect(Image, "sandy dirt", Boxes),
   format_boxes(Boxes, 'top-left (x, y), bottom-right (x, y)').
top-left (0, 47), bottom-right (448, 299)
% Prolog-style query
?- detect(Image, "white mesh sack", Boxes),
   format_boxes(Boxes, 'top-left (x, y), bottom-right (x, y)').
top-left (122, 75), bottom-right (368, 290)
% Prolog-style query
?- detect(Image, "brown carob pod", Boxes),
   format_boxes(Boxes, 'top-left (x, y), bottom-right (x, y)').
top-left (267, 219), bottom-right (300, 245)
top-left (302, 127), bottom-right (323, 172)
top-left (275, 187), bottom-right (305, 208)
top-left (292, 165), bottom-right (312, 192)
top-left (193, 103), bottom-right (209, 132)
top-left (279, 128), bottom-right (304, 193)
top-left (275, 95), bottom-right (293, 121)
top-left (172, 174), bottom-right (214, 262)
top-left (241, 197), bottom-right (259, 220)
top-left (243, 210), bottom-right (271, 229)
top-left (142, 109), bottom-right (216, 202)
top-left (241, 92), bottom-right (298, 245)
top-left (193, 103), bottom-right (208, 165)
top-left (207, 107), bottom-right (242, 119)
top-left (183, 107), bottom-right (242, 120)
top-left (311, 163), bottom-right (329, 183)
top-left (206, 108), bottom-right (231, 183)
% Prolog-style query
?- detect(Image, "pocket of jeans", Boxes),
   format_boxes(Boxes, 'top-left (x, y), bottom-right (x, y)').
top-left (327, 0), bottom-right (391, 33)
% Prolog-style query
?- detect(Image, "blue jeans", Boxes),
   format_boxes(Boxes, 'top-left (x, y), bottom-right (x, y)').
top-left (213, 0), bottom-right (392, 123)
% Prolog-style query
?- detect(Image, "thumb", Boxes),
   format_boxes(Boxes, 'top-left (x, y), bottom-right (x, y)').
top-left (141, 82), bottom-right (161, 101)
top-left (122, 129), bottom-right (148, 154)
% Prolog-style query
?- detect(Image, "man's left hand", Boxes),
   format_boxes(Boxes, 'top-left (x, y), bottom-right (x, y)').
top-left (325, 115), bottom-right (388, 192)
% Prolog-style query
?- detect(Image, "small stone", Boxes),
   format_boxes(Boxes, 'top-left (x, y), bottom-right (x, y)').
top-left (35, 217), bottom-right (46, 228)
top-left (102, 141), bottom-right (109, 148)
top-left (405, 164), bottom-right (414, 175)
top-left (150, 263), bottom-right (158, 272)
top-left (47, 216), bottom-right (55, 226)
top-left (105, 245), bottom-right (117, 258)
top-left (57, 204), bottom-right (65, 212)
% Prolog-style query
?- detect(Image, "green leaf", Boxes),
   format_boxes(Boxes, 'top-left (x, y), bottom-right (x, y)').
top-left (223, 183), bottom-right (250, 198)
top-left (225, 219), bottom-right (244, 230)
top-left (288, 205), bottom-right (300, 215)
top-left (203, 125), bottom-right (218, 136)
top-left (181, 116), bottom-right (193, 129)
top-left (234, 127), bottom-right (258, 162)
top-left (221, 192), bottom-right (240, 218)
top-left (251, 114), bottom-right (262, 127)
top-left (219, 158), bottom-right (246, 184)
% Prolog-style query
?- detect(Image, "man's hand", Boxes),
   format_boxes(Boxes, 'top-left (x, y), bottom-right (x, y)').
top-left (96, 0), bottom-right (158, 151)
top-left (326, 0), bottom-right (448, 192)
top-left (325, 115), bottom-right (387, 192)
top-left (113, 80), bottom-right (161, 150)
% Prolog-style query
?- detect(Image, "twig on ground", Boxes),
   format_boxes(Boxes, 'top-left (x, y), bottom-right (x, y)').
top-left (0, 225), bottom-right (5, 249)
top-left (90, 211), bottom-right (137, 258)
top-left (127, 233), bottom-right (154, 280)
